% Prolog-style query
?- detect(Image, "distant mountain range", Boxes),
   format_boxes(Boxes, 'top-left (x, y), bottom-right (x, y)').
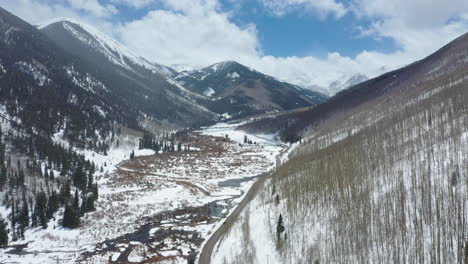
top-left (0, 7), bottom-right (330, 145)
top-left (175, 60), bottom-right (328, 118)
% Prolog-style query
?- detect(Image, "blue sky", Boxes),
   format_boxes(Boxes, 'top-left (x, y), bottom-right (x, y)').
top-left (222, 0), bottom-right (398, 58)
top-left (2, 0), bottom-right (468, 93)
top-left (104, 0), bottom-right (399, 58)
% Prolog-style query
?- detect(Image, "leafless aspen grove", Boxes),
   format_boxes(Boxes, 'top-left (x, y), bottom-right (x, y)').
top-left (215, 34), bottom-right (468, 263)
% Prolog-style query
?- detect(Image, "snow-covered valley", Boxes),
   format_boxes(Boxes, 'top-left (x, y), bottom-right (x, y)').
top-left (0, 122), bottom-right (285, 264)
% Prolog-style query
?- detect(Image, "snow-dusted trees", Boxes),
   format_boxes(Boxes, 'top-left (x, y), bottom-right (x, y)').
top-left (0, 216), bottom-right (7, 248)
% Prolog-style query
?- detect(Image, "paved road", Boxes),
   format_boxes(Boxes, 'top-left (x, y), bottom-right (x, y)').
top-left (198, 145), bottom-right (291, 264)
top-left (197, 171), bottom-right (268, 264)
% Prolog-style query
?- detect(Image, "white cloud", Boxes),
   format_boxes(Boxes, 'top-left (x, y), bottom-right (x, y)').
top-left (117, 0), bottom-right (259, 68)
top-left (110, 0), bottom-right (155, 8)
top-left (0, 0), bottom-right (116, 26)
top-left (115, 0), bottom-right (403, 93)
top-left (66, 0), bottom-right (118, 17)
top-left (353, 0), bottom-right (468, 57)
top-left (259, 0), bottom-right (347, 18)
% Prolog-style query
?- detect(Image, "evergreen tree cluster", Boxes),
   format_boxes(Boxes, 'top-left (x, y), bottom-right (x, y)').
top-left (0, 122), bottom-right (100, 245)
top-left (0, 216), bottom-right (8, 248)
top-left (138, 131), bottom-right (190, 153)
top-left (243, 135), bottom-right (254, 144)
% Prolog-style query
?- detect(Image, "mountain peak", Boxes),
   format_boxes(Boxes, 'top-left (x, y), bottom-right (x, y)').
top-left (207, 60), bottom-right (243, 72)
top-left (42, 19), bottom-right (176, 77)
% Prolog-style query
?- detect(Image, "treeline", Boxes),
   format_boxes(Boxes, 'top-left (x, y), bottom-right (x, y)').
top-left (138, 131), bottom-right (191, 154)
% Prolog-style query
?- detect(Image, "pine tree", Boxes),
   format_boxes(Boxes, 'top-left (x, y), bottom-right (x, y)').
top-left (464, 240), bottom-right (468, 264)
top-left (35, 191), bottom-right (48, 229)
top-left (130, 150), bottom-right (135, 159)
top-left (92, 183), bottom-right (99, 201)
top-left (19, 200), bottom-right (29, 239)
top-left (0, 216), bottom-right (8, 248)
top-left (275, 194), bottom-right (280, 205)
top-left (10, 202), bottom-right (17, 241)
top-left (0, 165), bottom-right (6, 190)
top-left (46, 191), bottom-right (59, 220)
top-left (44, 167), bottom-right (49, 179)
top-left (73, 190), bottom-right (79, 210)
top-left (277, 214), bottom-right (285, 239)
top-left (62, 204), bottom-right (80, 228)
top-left (87, 171), bottom-right (94, 190)
top-left (59, 180), bottom-right (71, 205)
top-left (31, 205), bottom-right (37, 227)
top-left (73, 163), bottom-right (87, 191)
top-left (80, 195), bottom-right (88, 215)
top-left (87, 195), bottom-right (95, 212)
top-left (17, 169), bottom-right (25, 186)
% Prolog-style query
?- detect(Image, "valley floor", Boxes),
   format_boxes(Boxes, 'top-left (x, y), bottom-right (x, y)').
top-left (0, 122), bottom-right (284, 264)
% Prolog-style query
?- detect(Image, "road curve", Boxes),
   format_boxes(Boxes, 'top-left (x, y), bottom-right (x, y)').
top-left (197, 172), bottom-right (268, 264)
top-left (198, 145), bottom-right (291, 264)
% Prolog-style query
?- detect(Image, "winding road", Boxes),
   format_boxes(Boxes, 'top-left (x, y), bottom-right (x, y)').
top-left (198, 145), bottom-right (291, 264)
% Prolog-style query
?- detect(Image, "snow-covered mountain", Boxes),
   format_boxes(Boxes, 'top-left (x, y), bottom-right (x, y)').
top-left (328, 73), bottom-right (369, 95)
top-left (175, 60), bottom-right (328, 118)
top-left (41, 21), bottom-right (327, 121)
top-left (40, 19), bottom-right (218, 129)
top-left (41, 19), bottom-right (176, 78)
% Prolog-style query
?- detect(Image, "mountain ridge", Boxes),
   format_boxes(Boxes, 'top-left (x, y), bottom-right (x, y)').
top-left (174, 60), bottom-right (328, 118)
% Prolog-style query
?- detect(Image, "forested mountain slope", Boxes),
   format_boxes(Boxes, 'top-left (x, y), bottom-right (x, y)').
top-left (40, 19), bottom-right (217, 131)
top-left (213, 32), bottom-right (468, 263)
top-left (0, 7), bottom-right (217, 148)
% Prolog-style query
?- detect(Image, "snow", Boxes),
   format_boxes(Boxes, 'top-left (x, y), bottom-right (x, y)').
top-left (227, 72), bottom-right (240, 79)
top-left (14, 61), bottom-right (50, 86)
top-left (171, 64), bottom-right (194, 72)
top-left (57, 19), bottom-right (174, 77)
top-left (220, 113), bottom-right (232, 120)
top-left (212, 63), bottom-right (468, 263)
top-left (203, 87), bottom-right (215, 97)
top-left (0, 120), bottom-right (286, 263)
top-left (93, 105), bottom-right (107, 118)
top-left (208, 61), bottom-right (236, 72)
top-left (65, 65), bottom-right (109, 94)
top-left (199, 122), bottom-right (282, 147)
top-left (0, 61), bottom-right (6, 75)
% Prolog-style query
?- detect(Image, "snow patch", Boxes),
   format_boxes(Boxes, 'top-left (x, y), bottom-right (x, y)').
top-left (14, 61), bottom-right (50, 86)
top-left (227, 71), bottom-right (240, 79)
top-left (203, 87), bottom-right (215, 97)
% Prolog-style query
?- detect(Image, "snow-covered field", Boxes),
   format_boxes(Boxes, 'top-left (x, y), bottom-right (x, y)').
top-left (0, 121), bottom-right (284, 263)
